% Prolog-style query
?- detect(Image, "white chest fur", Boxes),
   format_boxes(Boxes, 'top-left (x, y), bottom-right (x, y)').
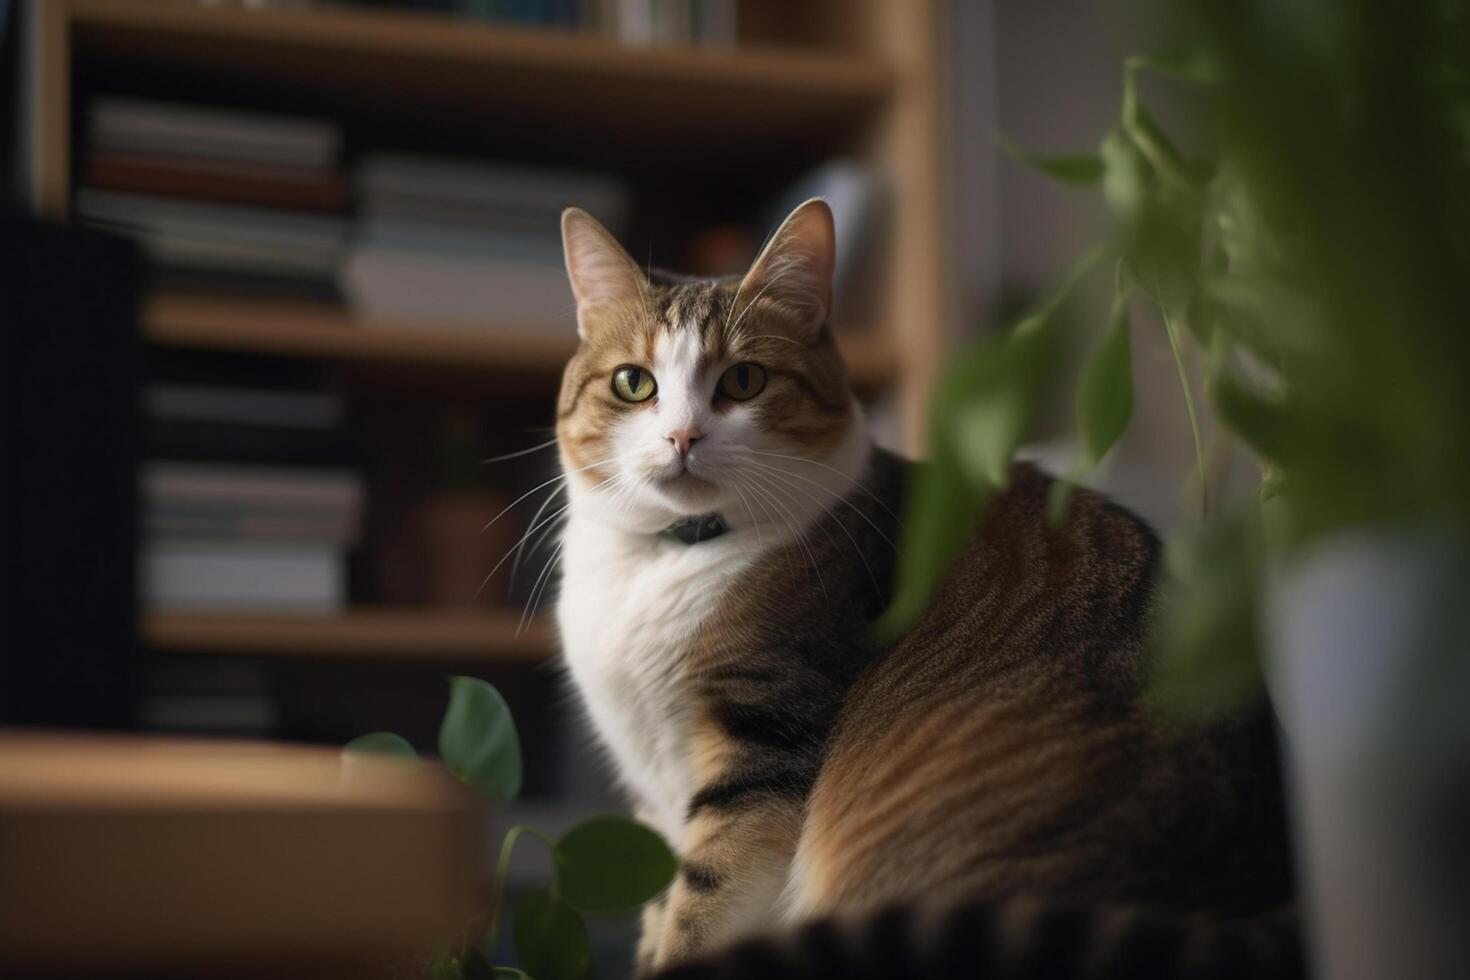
top-left (556, 520), bottom-right (763, 844)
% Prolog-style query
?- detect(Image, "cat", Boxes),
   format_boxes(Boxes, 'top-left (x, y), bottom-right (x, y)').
top-left (552, 200), bottom-right (1295, 978)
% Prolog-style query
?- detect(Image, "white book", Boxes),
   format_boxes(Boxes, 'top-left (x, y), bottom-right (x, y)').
top-left (357, 217), bottom-right (565, 263)
top-left (133, 232), bottom-right (343, 280)
top-left (616, 0), bottom-right (655, 45)
top-left (356, 154), bottom-right (630, 229)
top-left (141, 539), bottom-right (345, 612)
top-left (341, 246), bottom-right (577, 328)
top-left (141, 463), bottom-right (365, 516)
top-left (76, 190), bottom-right (347, 250)
top-left (143, 509), bottom-right (361, 546)
top-left (694, 0), bottom-right (737, 44)
top-left (90, 98), bottom-right (340, 170)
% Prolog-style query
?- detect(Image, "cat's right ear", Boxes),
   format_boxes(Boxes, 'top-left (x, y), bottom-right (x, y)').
top-left (561, 207), bottom-right (645, 340)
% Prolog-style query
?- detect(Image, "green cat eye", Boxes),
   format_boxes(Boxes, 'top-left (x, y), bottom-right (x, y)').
top-left (718, 363), bottom-right (767, 401)
top-left (612, 365), bottom-right (657, 403)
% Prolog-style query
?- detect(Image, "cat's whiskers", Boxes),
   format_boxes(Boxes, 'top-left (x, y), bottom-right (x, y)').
top-left (727, 478), bottom-right (764, 552)
top-left (743, 469), bottom-right (826, 598)
top-left (508, 482), bottom-right (569, 589)
top-left (731, 472), bottom-right (794, 578)
top-left (528, 512), bottom-right (569, 560)
top-left (748, 461), bottom-right (882, 598)
top-left (742, 455), bottom-right (895, 550)
top-left (480, 436), bottom-right (561, 464)
top-left (758, 471), bottom-right (848, 597)
top-left (479, 454), bottom-right (621, 535)
top-left (519, 536), bottom-right (566, 636)
top-left (749, 449), bottom-right (900, 522)
top-left (477, 469), bottom-right (623, 603)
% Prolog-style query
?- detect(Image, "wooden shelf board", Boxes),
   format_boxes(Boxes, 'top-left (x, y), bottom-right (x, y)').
top-left (141, 294), bottom-right (898, 388)
top-left (68, 0), bottom-right (891, 153)
top-left (142, 608), bottom-right (554, 660)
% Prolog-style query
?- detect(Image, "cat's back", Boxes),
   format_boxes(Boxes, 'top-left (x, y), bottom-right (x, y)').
top-left (791, 464), bottom-right (1290, 920)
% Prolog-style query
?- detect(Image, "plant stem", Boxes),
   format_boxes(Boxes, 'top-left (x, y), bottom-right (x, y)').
top-left (1161, 304), bottom-right (1209, 517)
top-left (483, 824), bottom-right (557, 958)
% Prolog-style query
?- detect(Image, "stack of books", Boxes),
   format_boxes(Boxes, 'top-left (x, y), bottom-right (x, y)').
top-left (600, 0), bottom-right (737, 44)
top-left (139, 374), bottom-right (365, 613)
top-left (77, 98), bottom-right (349, 302)
top-left (343, 0), bottom-right (738, 44)
top-left (342, 154), bottom-right (630, 328)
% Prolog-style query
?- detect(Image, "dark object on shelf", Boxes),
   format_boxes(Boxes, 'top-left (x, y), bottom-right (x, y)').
top-left (0, 214), bottom-right (143, 727)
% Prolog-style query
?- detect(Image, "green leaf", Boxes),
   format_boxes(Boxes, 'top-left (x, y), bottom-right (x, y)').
top-left (1259, 466), bottom-right (1286, 502)
top-left (1121, 64), bottom-right (1188, 184)
top-left (1046, 477), bottom-right (1077, 529)
top-left (1100, 130), bottom-right (1148, 222)
top-left (461, 948), bottom-right (496, 980)
top-left (876, 453), bottom-right (991, 639)
top-left (1209, 371), bottom-right (1296, 468)
top-left (553, 816), bottom-right (677, 913)
top-left (1146, 519), bottom-right (1267, 722)
top-left (512, 890), bottom-right (593, 980)
top-left (428, 947), bottom-right (464, 980)
top-left (877, 246), bottom-right (1106, 639)
top-left (439, 676), bottom-right (522, 801)
top-left (995, 132), bottom-right (1104, 185)
top-left (877, 328), bottom-right (1047, 638)
top-left (1077, 295), bottom-right (1134, 465)
top-left (1125, 51), bottom-right (1225, 85)
top-left (1198, 277), bottom-right (1290, 369)
top-left (343, 731), bottom-right (417, 759)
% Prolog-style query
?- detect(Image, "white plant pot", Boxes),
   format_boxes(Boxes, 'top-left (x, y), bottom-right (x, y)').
top-left (1264, 530), bottom-right (1470, 980)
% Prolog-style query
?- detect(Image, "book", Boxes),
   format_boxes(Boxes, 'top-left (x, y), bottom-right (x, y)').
top-left (90, 98), bottom-right (341, 171)
top-left (143, 507), bottom-right (360, 545)
top-left (87, 154), bottom-right (349, 212)
top-left (356, 154), bottom-right (629, 231)
top-left (341, 245), bottom-right (575, 325)
top-left (141, 462), bottom-right (365, 527)
top-left (140, 539), bottom-right (346, 612)
top-left (76, 190), bottom-right (347, 281)
top-left (145, 384), bottom-right (343, 430)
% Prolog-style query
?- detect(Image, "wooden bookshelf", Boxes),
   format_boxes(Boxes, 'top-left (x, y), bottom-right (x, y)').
top-left (66, 0), bottom-right (891, 108)
top-left (143, 608), bottom-right (554, 660)
top-left (141, 294), bottom-right (901, 390)
top-left (24, 0), bottom-right (952, 682)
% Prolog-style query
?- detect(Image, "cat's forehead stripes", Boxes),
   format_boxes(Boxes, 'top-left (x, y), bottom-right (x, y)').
top-left (651, 276), bottom-right (738, 344)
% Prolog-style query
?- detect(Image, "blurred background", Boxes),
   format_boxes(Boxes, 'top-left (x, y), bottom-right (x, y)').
top-left (0, 0), bottom-right (1267, 974)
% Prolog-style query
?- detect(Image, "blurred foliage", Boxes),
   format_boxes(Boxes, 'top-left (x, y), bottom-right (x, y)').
top-left (886, 0), bottom-right (1470, 716)
top-left (346, 677), bottom-right (676, 979)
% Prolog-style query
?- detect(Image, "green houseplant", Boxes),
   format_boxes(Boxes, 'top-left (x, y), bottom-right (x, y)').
top-left (885, 1), bottom-right (1470, 976)
top-left (885, 0), bottom-right (1470, 709)
top-left (345, 677), bottom-right (676, 980)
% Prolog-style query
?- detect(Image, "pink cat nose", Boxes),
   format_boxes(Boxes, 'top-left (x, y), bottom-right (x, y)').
top-left (667, 428), bottom-right (704, 456)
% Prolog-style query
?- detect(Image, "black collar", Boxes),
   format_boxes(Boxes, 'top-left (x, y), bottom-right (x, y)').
top-left (663, 513), bottom-right (730, 545)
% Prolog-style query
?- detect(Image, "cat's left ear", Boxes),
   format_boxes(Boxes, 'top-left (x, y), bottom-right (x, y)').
top-left (737, 198), bottom-right (835, 338)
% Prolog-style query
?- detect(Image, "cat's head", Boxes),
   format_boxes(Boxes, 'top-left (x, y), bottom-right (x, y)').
top-left (555, 200), bottom-right (864, 534)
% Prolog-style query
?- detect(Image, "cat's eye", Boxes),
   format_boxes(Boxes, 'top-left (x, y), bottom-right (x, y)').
top-left (718, 363), bottom-right (767, 401)
top-left (612, 365), bottom-right (657, 403)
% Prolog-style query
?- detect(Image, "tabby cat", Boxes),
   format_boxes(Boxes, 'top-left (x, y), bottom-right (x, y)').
top-left (552, 201), bottom-right (1295, 979)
